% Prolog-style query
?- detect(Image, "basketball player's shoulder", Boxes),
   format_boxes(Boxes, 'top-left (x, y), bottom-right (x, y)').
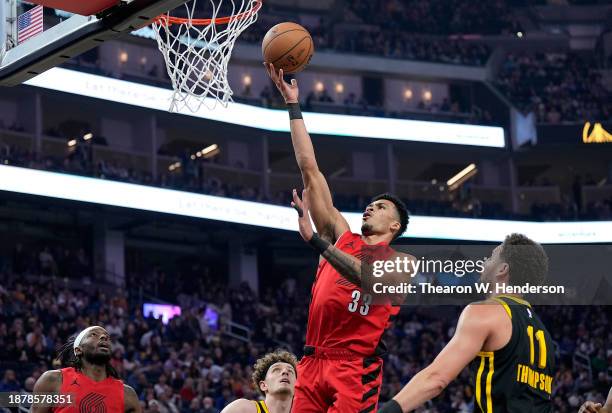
top-left (123, 383), bottom-right (138, 397)
top-left (220, 398), bottom-right (259, 413)
top-left (34, 369), bottom-right (63, 392)
top-left (332, 230), bottom-right (360, 249)
top-left (123, 384), bottom-right (140, 412)
top-left (396, 251), bottom-right (417, 262)
top-left (338, 229), bottom-right (359, 243)
top-left (462, 300), bottom-right (509, 325)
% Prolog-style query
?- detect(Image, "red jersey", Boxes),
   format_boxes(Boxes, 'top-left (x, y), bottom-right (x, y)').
top-left (53, 367), bottom-right (124, 413)
top-left (304, 231), bottom-right (400, 355)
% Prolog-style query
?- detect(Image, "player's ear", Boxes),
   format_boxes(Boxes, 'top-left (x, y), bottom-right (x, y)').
top-left (496, 262), bottom-right (510, 282)
top-left (259, 380), bottom-right (268, 393)
top-left (390, 220), bottom-right (400, 233)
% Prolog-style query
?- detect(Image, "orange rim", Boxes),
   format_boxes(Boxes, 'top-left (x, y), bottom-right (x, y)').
top-left (154, 0), bottom-right (262, 26)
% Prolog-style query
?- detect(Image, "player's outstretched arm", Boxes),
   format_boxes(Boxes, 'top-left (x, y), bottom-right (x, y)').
top-left (578, 401), bottom-right (603, 413)
top-left (124, 385), bottom-right (142, 413)
top-left (292, 189), bottom-right (360, 283)
top-left (605, 388), bottom-right (612, 412)
top-left (579, 387), bottom-right (612, 413)
top-left (265, 63), bottom-right (349, 243)
top-left (32, 370), bottom-right (61, 413)
top-left (220, 399), bottom-right (257, 413)
top-left (381, 304), bottom-right (498, 413)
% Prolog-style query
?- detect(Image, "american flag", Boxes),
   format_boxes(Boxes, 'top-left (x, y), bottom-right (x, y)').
top-left (17, 5), bottom-right (44, 44)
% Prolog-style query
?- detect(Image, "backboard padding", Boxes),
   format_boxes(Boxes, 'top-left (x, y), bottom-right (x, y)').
top-left (27, 0), bottom-right (120, 16)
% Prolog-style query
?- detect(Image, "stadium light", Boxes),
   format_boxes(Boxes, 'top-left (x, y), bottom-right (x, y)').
top-left (119, 51), bottom-right (128, 64)
top-left (83, 132), bottom-right (93, 141)
top-left (201, 144), bottom-right (219, 158)
top-left (447, 163), bottom-right (477, 190)
top-left (67, 139), bottom-right (77, 147)
top-left (242, 74), bottom-right (252, 86)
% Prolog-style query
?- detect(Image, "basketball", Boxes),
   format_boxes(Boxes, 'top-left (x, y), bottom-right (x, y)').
top-left (262, 22), bottom-right (314, 74)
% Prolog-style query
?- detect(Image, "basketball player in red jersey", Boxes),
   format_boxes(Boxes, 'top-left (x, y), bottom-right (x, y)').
top-left (32, 326), bottom-right (141, 413)
top-left (265, 63), bottom-right (414, 413)
top-left (222, 350), bottom-right (297, 413)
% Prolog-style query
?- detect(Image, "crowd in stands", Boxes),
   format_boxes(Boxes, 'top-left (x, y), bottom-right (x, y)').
top-left (0, 255), bottom-right (609, 413)
top-left (496, 52), bottom-right (612, 123)
top-left (4, 244), bottom-right (91, 280)
top-left (1, 141), bottom-right (612, 222)
top-left (332, 31), bottom-right (490, 66)
top-left (247, 85), bottom-right (492, 126)
top-left (344, 0), bottom-right (521, 36)
top-left (240, 2), bottom-right (494, 66)
top-left (66, 52), bottom-right (490, 128)
top-left (59, 0), bottom-right (612, 128)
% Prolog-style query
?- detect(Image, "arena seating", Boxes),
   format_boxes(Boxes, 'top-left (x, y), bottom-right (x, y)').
top-left (496, 52), bottom-right (612, 123)
top-left (0, 272), bottom-right (609, 412)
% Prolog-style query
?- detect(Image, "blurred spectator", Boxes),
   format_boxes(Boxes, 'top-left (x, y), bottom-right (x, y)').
top-left (0, 370), bottom-right (20, 391)
top-left (39, 246), bottom-right (56, 276)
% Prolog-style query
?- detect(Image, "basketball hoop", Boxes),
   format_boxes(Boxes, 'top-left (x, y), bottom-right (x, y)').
top-left (151, 0), bottom-right (262, 112)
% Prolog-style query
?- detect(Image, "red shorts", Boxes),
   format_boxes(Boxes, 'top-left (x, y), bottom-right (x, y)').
top-left (291, 346), bottom-right (383, 413)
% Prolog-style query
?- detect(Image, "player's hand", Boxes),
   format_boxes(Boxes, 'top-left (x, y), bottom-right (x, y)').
top-left (291, 188), bottom-right (314, 242)
top-left (264, 62), bottom-right (299, 104)
top-left (578, 401), bottom-right (603, 413)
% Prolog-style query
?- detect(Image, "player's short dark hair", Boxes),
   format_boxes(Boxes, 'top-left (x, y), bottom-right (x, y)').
top-left (499, 233), bottom-right (548, 286)
top-left (371, 193), bottom-right (409, 240)
top-left (251, 349), bottom-right (297, 396)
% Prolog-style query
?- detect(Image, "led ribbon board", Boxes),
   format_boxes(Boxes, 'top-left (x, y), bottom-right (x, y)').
top-left (23, 68), bottom-right (505, 147)
top-left (0, 165), bottom-right (611, 243)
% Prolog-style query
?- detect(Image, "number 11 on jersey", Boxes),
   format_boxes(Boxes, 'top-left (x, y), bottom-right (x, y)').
top-left (526, 325), bottom-right (547, 368)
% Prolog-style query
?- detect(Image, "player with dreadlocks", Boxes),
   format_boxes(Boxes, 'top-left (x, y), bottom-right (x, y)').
top-left (32, 326), bottom-right (141, 413)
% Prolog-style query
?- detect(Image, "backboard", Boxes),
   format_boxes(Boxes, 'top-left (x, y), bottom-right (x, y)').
top-left (0, 0), bottom-right (190, 86)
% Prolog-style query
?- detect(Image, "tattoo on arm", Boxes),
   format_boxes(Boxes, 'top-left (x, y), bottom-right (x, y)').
top-left (32, 371), bottom-right (61, 413)
top-left (321, 245), bottom-right (361, 286)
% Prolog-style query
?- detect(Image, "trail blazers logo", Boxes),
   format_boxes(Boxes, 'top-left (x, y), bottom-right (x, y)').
top-left (80, 392), bottom-right (106, 413)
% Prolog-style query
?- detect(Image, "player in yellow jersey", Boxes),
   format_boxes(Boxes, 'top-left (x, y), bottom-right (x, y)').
top-left (380, 233), bottom-right (555, 413)
top-left (221, 350), bottom-right (297, 413)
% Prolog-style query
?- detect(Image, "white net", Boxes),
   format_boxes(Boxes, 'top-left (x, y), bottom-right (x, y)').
top-left (152, 0), bottom-right (261, 112)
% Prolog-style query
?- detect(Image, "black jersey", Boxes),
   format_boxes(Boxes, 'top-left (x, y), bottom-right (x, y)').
top-left (470, 295), bottom-right (555, 413)
top-left (253, 400), bottom-right (269, 413)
